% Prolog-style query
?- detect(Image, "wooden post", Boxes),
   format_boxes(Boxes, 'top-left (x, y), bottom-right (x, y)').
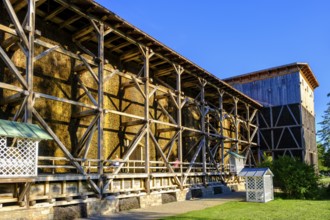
top-left (96, 22), bottom-right (105, 190)
top-left (199, 79), bottom-right (207, 185)
top-left (25, 0), bottom-right (36, 123)
top-left (257, 111), bottom-right (261, 163)
top-left (141, 47), bottom-right (154, 194)
top-left (218, 90), bottom-right (225, 172)
top-left (174, 65), bottom-right (184, 186)
top-left (234, 97), bottom-right (239, 153)
top-left (270, 107), bottom-right (274, 158)
top-left (245, 104), bottom-right (249, 166)
top-left (299, 104), bottom-right (305, 161)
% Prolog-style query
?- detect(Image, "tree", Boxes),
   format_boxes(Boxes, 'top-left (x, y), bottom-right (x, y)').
top-left (317, 142), bottom-right (326, 171)
top-left (318, 93), bottom-right (330, 150)
top-left (324, 150), bottom-right (330, 168)
top-left (318, 93), bottom-right (330, 169)
top-left (262, 156), bottom-right (319, 199)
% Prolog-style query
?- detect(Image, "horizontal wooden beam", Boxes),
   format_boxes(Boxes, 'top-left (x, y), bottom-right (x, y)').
top-left (121, 119), bottom-right (146, 127)
top-left (44, 6), bottom-right (66, 21)
top-left (59, 14), bottom-right (82, 29)
top-left (72, 109), bottom-right (98, 118)
top-left (157, 127), bottom-right (179, 133)
top-left (0, 82), bottom-right (25, 93)
top-left (72, 25), bottom-right (94, 41)
top-left (110, 41), bottom-right (131, 51)
top-left (120, 49), bottom-right (140, 61)
top-left (35, 92), bottom-right (98, 110)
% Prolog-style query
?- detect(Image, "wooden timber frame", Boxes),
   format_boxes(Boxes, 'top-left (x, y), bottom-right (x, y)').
top-left (224, 63), bottom-right (319, 166)
top-left (258, 104), bottom-right (317, 163)
top-left (0, 0), bottom-right (261, 209)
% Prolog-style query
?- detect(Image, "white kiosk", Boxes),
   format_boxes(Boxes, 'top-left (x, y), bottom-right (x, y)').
top-left (0, 119), bottom-right (52, 177)
top-left (238, 167), bottom-right (274, 203)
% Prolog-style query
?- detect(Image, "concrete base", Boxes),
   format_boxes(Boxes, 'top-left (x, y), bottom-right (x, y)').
top-left (229, 183), bottom-right (246, 192)
top-left (0, 185), bottom-right (231, 220)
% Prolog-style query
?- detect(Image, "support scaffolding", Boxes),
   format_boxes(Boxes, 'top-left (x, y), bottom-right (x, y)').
top-left (0, 0), bottom-right (261, 209)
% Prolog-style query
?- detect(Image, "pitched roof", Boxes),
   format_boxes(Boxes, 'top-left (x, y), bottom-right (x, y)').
top-left (0, 119), bottom-right (53, 140)
top-left (238, 168), bottom-right (274, 177)
top-left (224, 63), bottom-right (319, 90)
top-left (228, 151), bottom-right (245, 159)
top-left (16, 0), bottom-right (261, 108)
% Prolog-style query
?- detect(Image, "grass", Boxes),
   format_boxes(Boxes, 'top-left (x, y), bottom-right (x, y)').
top-left (162, 199), bottom-right (330, 220)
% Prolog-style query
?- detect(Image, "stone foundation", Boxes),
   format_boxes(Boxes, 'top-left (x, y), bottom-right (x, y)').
top-left (0, 206), bottom-right (54, 220)
top-left (0, 185), bottom-right (231, 220)
top-left (229, 183), bottom-right (246, 192)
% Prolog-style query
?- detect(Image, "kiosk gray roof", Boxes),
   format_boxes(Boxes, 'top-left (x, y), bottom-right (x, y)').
top-left (238, 168), bottom-right (274, 177)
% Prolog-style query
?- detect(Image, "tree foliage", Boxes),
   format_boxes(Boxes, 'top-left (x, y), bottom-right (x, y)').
top-left (318, 93), bottom-right (330, 169)
top-left (324, 151), bottom-right (330, 168)
top-left (260, 156), bottom-right (319, 199)
top-left (318, 93), bottom-right (330, 150)
top-left (318, 142), bottom-right (330, 169)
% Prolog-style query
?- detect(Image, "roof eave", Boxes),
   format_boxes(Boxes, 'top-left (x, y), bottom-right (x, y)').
top-left (223, 62), bottom-right (319, 90)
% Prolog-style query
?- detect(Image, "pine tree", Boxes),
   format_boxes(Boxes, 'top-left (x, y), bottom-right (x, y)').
top-left (318, 93), bottom-right (330, 150)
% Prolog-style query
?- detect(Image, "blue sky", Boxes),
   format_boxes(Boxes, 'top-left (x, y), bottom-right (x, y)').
top-left (96, 0), bottom-right (330, 133)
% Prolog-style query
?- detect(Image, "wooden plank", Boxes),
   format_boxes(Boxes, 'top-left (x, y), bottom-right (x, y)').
top-left (102, 124), bottom-right (147, 191)
top-left (75, 41), bottom-right (96, 58)
top-left (72, 109), bottom-right (97, 118)
top-left (76, 77), bottom-right (98, 106)
top-left (0, 46), bottom-right (28, 89)
top-left (96, 22), bottom-right (105, 179)
top-left (34, 92), bottom-right (98, 110)
top-left (157, 101), bottom-right (176, 124)
top-left (13, 96), bottom-right (28, 121)
top-left (110, 41), bottom-right (131, 51)
top-left (75, 114), bottom-right (99, 156)
top-left (157, 127), bottom-right (178, 133)
top-left (78, 55), bottom-right (99, 83)
top-left (32, 108), bottom-right (85, 175)
top-left (36, 174), bottom-right (99, 182)
top-left (59, 14), bottom-right (82, 29)
top-left (34, 46), bottom-right (59, 61)
top-left (132, 76), bottom-right (146, 99)
top-left (0, 178), bottom-right (35, 183)
top-left (0, 92), bottom-right (25, 105)
top-left (13, 0), bottom-right (27, 12)
top-left (120, 49), bottom-right (140, 61)
top-left (72, 25), bottom-right (94, 41)
top-left (1, 35), bottom-right (19, 49)
top-left (3, 0), bottom-right (29, 49)
top-left (183, 139), bottom-right (204, 184)
top-left (149, 131), bottom-right (182, 188)
top-left (121, 119), bottom-right (146, 127)
top-left (44, 6), bottom-right (66, 21)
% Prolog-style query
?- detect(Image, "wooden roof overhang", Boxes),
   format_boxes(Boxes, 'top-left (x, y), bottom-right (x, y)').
top-left (7, 0), bottom-right (262, 109)
top-left (224, 63), bottom-right (319, 91)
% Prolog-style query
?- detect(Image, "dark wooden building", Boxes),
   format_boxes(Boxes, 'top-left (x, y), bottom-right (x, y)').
top-left (225, 63), bottom-right (319, 166)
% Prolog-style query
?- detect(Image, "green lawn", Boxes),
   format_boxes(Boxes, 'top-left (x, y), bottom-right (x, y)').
top-left (162, 199), bottom-right (330, 220)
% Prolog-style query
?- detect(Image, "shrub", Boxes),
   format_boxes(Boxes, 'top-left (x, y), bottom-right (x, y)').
top-left (261, 156), bottom-right (319, 199)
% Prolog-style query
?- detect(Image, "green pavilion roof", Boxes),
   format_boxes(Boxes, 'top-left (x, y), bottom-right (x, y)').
top-left (0, 119), bottom-right (53, 140)
top-left (228, 151), bottom-right (245, 159)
